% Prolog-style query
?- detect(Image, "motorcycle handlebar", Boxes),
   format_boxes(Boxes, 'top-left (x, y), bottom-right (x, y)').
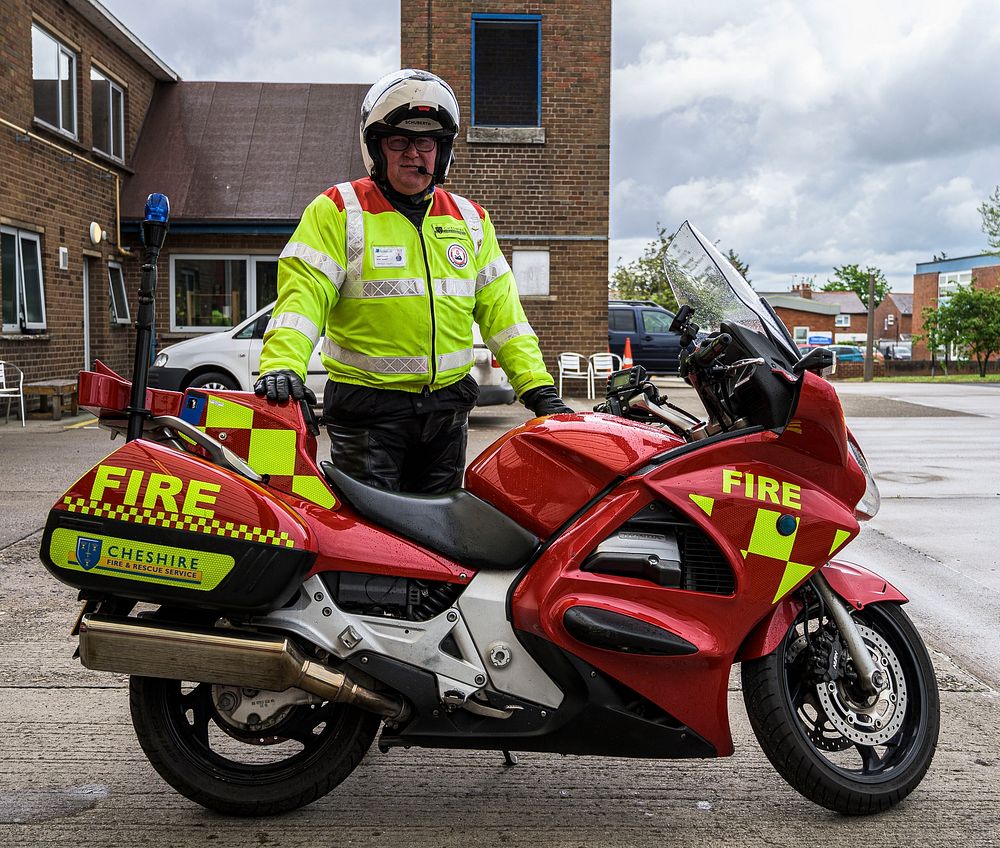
top-left (688, 332), bottom-right (732, 369)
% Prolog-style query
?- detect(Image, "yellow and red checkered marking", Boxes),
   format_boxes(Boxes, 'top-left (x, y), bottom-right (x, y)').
top-left (194, 395), bottom-right (336, 509)
top-left (62, 496), bottom-right (295, 548)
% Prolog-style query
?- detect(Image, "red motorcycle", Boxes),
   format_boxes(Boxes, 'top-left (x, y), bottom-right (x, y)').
top-left (40, 208), bottom-right (938, 817)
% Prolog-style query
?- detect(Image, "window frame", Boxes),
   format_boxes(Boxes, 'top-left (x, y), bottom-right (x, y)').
top-left (834, 313), bottom-right (850, 328)
top-left (31, 23), bottom-right (78, 139)
top-left (1, 226), bottom-right (47, 332)
top-left (793, 326), bottom-right (809, 342)
top-left (169, 254), bottom-right (277, 333)
top-left (90, 66), bottom-right (126, 161)
top-left (107, 261), bottom-right (130, 324)
top-left (471, 13), bottom-right (542, 128)
top-left (938, 270), bottom-right (971, 309)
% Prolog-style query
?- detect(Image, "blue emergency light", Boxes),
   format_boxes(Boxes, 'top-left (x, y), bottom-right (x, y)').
top-left (144, 192), bottom-right (170, 223)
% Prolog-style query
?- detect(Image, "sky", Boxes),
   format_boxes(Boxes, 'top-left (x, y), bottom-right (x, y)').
top-left (98, 0), bottom-right (1000, 294)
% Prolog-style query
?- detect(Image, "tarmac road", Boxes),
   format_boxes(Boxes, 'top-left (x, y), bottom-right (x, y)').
top-left (0, 381), bottom-right (998, 846)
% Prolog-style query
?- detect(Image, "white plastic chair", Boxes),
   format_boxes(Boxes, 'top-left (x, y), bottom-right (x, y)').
top-left (589, 352), bottom-right (623, 397)
top-left (0, 361), bottom-right (25, 427)
top-left (558, 352), bottom-right (594, 399)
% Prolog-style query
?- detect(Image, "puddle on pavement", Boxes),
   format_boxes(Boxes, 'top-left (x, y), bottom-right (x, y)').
top-left (0, 784), bottom-right (108, 824)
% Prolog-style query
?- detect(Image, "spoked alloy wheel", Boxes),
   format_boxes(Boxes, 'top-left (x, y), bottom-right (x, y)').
top-left (742, 601), bottom-right (939, 815)
top-left (130, 676), bottom-right (379, 816)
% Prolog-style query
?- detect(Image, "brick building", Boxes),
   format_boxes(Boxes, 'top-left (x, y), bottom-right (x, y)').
top-left (873, 291), bottom-right (912, 342)
top-left (756, 281), bottom-right (869, 346)
top-left (912, 254), bottom-right (1000, 359)
top-left (400, 2), bottom-right (611, 367)
top-left (1, 0), bottom-right (176, 381)
top-left (2, 0), bottom-right (611, 389)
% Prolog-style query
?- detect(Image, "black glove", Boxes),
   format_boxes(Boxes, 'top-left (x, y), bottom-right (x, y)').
top-left (521, 385), bottom-right (573, 417)
top-left (254, 370), bottom-right (317, 405)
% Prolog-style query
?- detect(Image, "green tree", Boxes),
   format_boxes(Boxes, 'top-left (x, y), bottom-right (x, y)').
top-left (936, 282), bottom-right (1000, 377)
top-left (609, 224), bottom-right (677, 310)
top-left (822, 264), bottom-right (890, 306)
top-left (978, 185), bottom-right (1000, 253)
top-left (916, 305), bottom-right (949, 376)
top-left (725, 249), bottom-right (751, 283)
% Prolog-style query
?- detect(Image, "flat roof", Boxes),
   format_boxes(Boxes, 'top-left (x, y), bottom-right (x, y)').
top-left (915, 253), bottom-right (1000, 274)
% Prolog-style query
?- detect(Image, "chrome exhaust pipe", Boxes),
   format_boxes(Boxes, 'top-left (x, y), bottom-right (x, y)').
top-left (78, 615), bottom-right (408, 721)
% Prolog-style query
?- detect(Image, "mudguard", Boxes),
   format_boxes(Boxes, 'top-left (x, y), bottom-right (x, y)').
top-left (736, 559), bottom-right (908, 661)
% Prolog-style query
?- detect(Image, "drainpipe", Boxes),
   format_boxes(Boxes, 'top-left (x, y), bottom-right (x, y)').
top-left (1, 117), bottom-right (130, 256)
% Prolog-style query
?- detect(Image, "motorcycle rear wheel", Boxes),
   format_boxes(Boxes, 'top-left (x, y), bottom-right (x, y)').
top-left (130, 675), bottom-right (380, 816)
top-left (742, 601), bottom-right (939, 815)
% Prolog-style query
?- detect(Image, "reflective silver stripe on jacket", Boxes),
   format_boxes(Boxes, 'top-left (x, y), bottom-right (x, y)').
top-left (321, 338), bottom-right (426, 375)
top-left (438, 347), bottom-right (474, 372)
top-left (452, 193), bottom-right (484, 255)
top-left (434, 278), bottom-right (476, 297)
top-left (279, 241), bottom-right (346, 291)
top-left (340, 278), bottom-right (426, 299)
top-left (486, 321), bottom-right (535, 355)
top-left (475, 256), bottom-right (511, 291)
top-left (336, 181), bottom-right (365, 282)
top-left (265, 312), bottom-right (321, 346)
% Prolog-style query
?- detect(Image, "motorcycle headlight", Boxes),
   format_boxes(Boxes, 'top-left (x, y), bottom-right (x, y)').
top-left (153, 353), bottom-right (168, 367)
top-left (847, 438), bottom-right (880, 520)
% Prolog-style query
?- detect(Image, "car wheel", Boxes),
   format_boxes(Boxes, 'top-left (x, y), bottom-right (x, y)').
top-left (186, 371), bottom-right (239, 391)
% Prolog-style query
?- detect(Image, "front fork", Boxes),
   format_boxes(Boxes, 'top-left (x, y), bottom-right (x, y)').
top-left (811, 572), bottom-right (885, 696)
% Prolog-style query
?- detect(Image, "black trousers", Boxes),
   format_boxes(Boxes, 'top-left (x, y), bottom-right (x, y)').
top-left (324, 378), bottom-right (478, 494)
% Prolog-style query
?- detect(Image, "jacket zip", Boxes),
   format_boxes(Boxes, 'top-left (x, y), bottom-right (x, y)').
top-left (403, 201), bottom-right (436, 390)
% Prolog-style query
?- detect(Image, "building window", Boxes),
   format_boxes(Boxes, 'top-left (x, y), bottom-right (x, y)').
top-left (31, 24), bottom-right (77, 137)
top-left (91, 68), bottom-right (125, 161)
top-left (1, 227), bottom-right (47, 332)
top-left (938, 271), bottom-right (971, 309)
top-left (512, 249), bottom-right (549, 296)
top-left (472, 14), bottom-right (541, 127)
top-left (834, 314), bottom-right (850, 328)
top-left (793, 326), bottom-right (809, 342)
top-left (108, 262), bottom-right (130, 324)
top-left (170, 255), bottom-right (277, 332)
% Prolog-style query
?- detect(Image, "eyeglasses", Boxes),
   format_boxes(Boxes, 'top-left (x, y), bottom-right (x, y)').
top-left (384, 135), bottom-right (437, 152)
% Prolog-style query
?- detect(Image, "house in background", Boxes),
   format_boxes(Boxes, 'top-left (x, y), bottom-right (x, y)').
top-left (912, 254), bottom-right (1000, 360)
top-left (757, 281), bottom-right (868, 346)
top-left (2, 0), bottom-right (611, 390)
top-left (873, 291), bottom-right (912, 342)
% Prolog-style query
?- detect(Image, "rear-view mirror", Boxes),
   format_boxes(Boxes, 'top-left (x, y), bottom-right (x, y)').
top-left (793, 346), bottom-right (836, 377)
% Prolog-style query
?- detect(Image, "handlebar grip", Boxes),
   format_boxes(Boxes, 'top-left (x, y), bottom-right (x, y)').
top-left (689, 333), bottom-right (732, 368)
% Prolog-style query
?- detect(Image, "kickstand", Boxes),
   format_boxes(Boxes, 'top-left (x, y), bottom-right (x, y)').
top-left (502, 749), bottom-right (518, 767)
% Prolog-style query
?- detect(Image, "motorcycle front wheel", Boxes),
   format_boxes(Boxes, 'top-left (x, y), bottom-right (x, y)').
top-left (742, 600), bottom-right (939, 815)
top-left (129, 675), bottom-right (380, 816)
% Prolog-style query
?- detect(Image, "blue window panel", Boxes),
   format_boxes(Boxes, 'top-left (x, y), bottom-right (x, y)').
top-left (472, 14), bottom-right (542, 127)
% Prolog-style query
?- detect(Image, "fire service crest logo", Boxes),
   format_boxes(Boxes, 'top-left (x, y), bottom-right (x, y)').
top-left (74, 536), bottom-right (103, 571)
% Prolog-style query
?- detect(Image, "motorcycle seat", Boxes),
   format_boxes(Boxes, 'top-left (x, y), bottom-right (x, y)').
top-left (320, 461), bottom-right (540, 571)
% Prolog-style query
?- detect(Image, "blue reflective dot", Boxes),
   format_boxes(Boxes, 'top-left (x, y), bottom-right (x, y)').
top-left (777, 514), bottom-right (797, 536)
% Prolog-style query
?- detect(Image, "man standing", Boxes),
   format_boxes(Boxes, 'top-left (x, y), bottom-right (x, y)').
top-left (256, 69), bottom-right (571, 494)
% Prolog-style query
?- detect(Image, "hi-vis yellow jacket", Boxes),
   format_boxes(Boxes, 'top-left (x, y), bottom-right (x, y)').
top-left (260, 179), bottom-right (554, 397)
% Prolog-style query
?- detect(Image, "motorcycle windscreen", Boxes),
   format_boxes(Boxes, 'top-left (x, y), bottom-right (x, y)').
top-left (40, 440), bottom-right (314, 613)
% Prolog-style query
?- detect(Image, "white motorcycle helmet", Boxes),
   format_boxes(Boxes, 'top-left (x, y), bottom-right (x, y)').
top-left (360, 68), bottom-right (460, 185)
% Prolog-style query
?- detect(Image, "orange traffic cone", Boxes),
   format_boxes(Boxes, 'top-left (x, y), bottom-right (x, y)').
top-left (623, 336), bottom-right (634, 368)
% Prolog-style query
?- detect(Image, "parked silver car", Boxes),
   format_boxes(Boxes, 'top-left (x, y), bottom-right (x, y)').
top-left (149, 302), bottom-right (516, 405)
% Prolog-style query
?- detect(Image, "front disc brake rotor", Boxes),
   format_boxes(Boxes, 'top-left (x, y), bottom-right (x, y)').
top-left (814, 623), bottom-right (908, 745)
